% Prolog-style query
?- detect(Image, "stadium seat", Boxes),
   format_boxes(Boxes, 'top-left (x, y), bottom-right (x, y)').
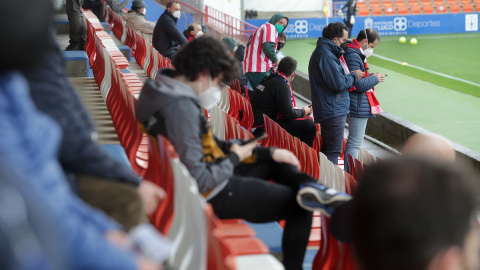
top-left (397, 5), bottom-right (409, 14)
top-left (436, 4), bottom-right (448, 12)
top-left (462, 2), bottom-right (475, 11)
top-left (357, 6), bottom-right (370, 16)
top-left (449, 3), bottom-right (462, 12)
top-left (410, 4), bottom-right (422, 13)
top-left (422, 3), bottom-right (435, 13)
top-left (371, 5), bottom-right (384, 15)
top-left (459, 0), bottom-right (472, 4)
top-left (433, 0), bottom-right (445, 5)
top-left (384, 5), bottom-right (396, 14)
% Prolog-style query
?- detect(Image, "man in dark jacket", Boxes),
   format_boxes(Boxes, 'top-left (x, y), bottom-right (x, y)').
top-left (251, 56), bottom-right (316, 146)
top-left (152, 0), bottom-right (188, 60)
top-left (343, 28), bottom-right (385, 172)
top-left (136, 36), bottom-right (351, 270)
top-left (308, 22), bottom-right (364, 165)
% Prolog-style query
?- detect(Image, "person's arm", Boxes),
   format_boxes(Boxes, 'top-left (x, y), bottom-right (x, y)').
top-left (164, 20), bottom-right (188, 46)
top-left (262, 42), bottom-right (278, 64)
top-left (109, 0), bottom-right (131, 14)
top-left (137, 16), bottom-right (156, 34)
top-left (275, 79), bottom-right (305, 120)
top-left (319, 55), bottom-right (357, 93)
top-left (344, 53), bottom-right (378, 92)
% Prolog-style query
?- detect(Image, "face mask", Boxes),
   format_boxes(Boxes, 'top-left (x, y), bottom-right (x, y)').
top-left (142, 8), bottom-right (147, 15)
top-left (197, 80), bottom-right (221, 109)
top-left (275, 24), bottom-right (284, 33)
top-left (340, 41), bottom-right (348, 51)
top-left (233, 46), bottom-right (238, 52)
top-left (172, 10), bottom-right (181, 19)
top-left (364, 48), bottom-right (373, 58)
top-left (196, 31), bottom-right (203, 37)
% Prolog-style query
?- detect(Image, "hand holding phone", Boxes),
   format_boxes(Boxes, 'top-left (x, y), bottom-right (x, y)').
top-left (244, 133), bottom-right (267, 144)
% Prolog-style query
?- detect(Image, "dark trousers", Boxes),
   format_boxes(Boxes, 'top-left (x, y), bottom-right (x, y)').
top-left (77, 175), bottom-right (147, 231)
top-left (66, 0), bottom-right (87, 46)
top-left (277, 118), bottom-right (316, 147)
top-left (320, 115), bottom-right (347, 165)
top-left (82, 0), bottom-right (105, 22)
top-left (209, 161), bottom-right (315, 270)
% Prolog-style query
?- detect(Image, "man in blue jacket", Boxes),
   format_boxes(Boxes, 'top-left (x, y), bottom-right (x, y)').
top-left (308, 22), bottom-right (364, 165)
top-left (152, 0), bottom-right (188, 60)
top-left (343, 28), bottom-right (386, 173)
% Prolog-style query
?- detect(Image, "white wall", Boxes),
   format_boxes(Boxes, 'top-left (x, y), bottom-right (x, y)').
top-left (204, 0), bottom-right (242, 20)
top-left (244, 0), bottom-right (324, 12)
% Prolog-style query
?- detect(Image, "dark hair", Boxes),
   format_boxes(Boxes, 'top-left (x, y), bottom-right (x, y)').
top-left (278, 31), bottom-right (286, 42)
top-left (166, 0), bottom-right (178, 9)
top-left (277, 56), bottom-right (297, 77)
top-left (356, 28), bottom-right (380, 43)
top-left (186, 24), bottom-right (195, 32)
top-left (173, 36), bottom-right (239, 83)
top-left (352, 157), bottom-right (477, 270)
top-left (322, 22), bottom-right (348, 40)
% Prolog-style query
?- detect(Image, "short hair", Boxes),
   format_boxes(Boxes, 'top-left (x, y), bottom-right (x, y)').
top-left (166, 0), bottom-right (178, 9)
top-left (352, 157), bottom-right (477, 270)
top-left (187, 24), bottom-right (195, 32)
top-left (277, 56), bottom-right (297, 77)
top-left (322, 22), bottom-right (348, 40)
top-left (173, 36), bottom-right (239, 83)
top-left (356, 28), bottom-right (380, 43)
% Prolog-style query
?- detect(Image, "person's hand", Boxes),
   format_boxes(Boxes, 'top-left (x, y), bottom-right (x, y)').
top-left (136, 256), bottom-right (164, 270)
top-left (105, 230), bottom-right (129, 247)
top-left (303, 105), bottom-right (312, 116)
top-left (230, 142), bottom-right (257, 162)
top-left (351, 69), bottom-right (365, 80)
top-left (137, 181), bottom-right (166, 216)
top-left (271, 148), bottom-right (301, 170)
top-left (275, 60), bottom-right (280, 66)
top-left (374, 72), bottom-right (386, 83)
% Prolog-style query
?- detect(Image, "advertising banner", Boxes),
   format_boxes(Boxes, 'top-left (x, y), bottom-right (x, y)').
top-left (247, 13), bottom-right (479, 39)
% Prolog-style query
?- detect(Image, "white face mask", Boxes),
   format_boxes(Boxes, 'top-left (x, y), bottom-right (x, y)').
top-left (364, 48), bottom-right (374, 58)
top-left (197, 79), bottom-right (221, 109)
top-left (172, 10), bottom-right (181, 19)
top-left (196, 31), bottom-right (204, 37)
top-left (142, 8), bottom-right (147, 15)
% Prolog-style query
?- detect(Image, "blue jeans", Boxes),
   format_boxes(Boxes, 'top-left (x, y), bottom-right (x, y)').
top-left (344, 116), bottom-right (368, 173)
top-left (320, 115), bottom-right (347, 165)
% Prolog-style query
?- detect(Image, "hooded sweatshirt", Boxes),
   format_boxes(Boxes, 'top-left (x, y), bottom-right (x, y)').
top-left (135, 70), bottom-right (272, 196)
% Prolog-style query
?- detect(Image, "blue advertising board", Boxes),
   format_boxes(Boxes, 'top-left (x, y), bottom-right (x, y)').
top-left (247, 13), bottom-right (479, 39)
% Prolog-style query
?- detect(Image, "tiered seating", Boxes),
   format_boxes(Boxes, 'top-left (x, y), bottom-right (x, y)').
top-left (355, 0), bottom-right (477, 15)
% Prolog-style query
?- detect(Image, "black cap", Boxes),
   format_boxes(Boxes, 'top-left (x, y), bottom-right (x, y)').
top-left (132, 0), bottom-right (146, 9)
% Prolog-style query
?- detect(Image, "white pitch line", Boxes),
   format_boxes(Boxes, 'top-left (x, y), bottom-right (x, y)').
top-left (373, 54), bottom-right (480, 88)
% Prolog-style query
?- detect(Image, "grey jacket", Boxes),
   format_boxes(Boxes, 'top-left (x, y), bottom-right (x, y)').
top-left (106, 0), bottom-right (130, 15)
top-left (123, 10), bottom-right (155, 43)
top-left (135, 70), bottom-right (271, 194)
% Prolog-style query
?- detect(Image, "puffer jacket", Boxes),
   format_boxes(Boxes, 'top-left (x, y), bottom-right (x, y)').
top-left (152, 10), bottom-right (188, 58)
top-left (308, 37), bottom-right (357, 123)
top-left (343, 39), bottom-right (379, 118)
top-left (123, 10), bottom-right (155, 43)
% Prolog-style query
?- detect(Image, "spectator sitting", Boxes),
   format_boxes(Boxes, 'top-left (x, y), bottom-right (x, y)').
top-left (135, 36), bottom-right (351, 270)
top-left (183, 23), bottom-right (203, 42)
top-left (276, 31), bottom-right (287, 61)
top-left (222, 37), bottom-right (247, 93)
top-left (402, 132), bottom-right (456, 161)
top-left (107, 0), bottom-right (131, 15)
top-left (333, 157), bottom-right (479, 270)
top-left (0, 1), bottom-right (164, 269)
top-left (251, 56), bottom-right (316, 146)
top-left (123, 0), bottom-right (156, 43)
top-left (152, 0), bottom-right (188, 60)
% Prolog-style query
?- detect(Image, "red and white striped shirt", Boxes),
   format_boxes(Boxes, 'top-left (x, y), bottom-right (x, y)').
top-left (243, 23), bottom-right (278, 73)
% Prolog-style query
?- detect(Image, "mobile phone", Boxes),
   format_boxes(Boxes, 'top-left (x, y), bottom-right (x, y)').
top-left (245, 133), bottom-right (268, 144)
top-left (365, 67), bottom-right (369, 71)
top-left (384, 74), bottom-right (388, 77)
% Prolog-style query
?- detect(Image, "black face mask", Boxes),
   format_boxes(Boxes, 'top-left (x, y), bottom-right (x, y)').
top-left (340, 41), bottom-right (348, 51)
top-left (277, 42), bottom-right (285, 51)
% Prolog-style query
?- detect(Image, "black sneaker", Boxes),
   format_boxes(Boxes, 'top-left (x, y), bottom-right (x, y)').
top-left (65, 43), bottom-right (84, 51)
top-left (297, 182), bottom-right (351, 217)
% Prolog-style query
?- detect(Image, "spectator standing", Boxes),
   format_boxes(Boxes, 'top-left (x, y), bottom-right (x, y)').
top-left (152, 0), bottom-right (188, 60)
top-left (343, 28), bottom-right (385, 173)
top-left (136, 36), bottom-right (351, 270)
top-left (251, 56), bottom-right (316, 146)
top-left (339, 0), bottom-right (356, 38)
top-left (333, 157), bottom-right (480, 270)
top-left (243, 13), bottom-right (289, 95)
top-left (183, 23), bottom-right (203, 42)
top-left (82, 0), bottom-right (105, 22)
top-left (123, 0), bottom-right (156, 43)
top-left (308, 22), bottom-right (364, 165)
top-left (107, 0), bottom-right (131, 15)
top-left (65, 0), bottom-right (87, 51)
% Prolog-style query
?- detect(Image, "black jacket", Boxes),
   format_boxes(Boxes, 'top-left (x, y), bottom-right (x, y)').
top-left (152, 10), bottom-right (188, 58)
top-left (251, 73), bottom-right (305, 127)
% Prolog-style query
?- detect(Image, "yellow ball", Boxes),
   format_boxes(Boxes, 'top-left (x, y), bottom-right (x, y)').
top-left (410, 38), bottom-right (418, 45)
top-left (399, 36), bottom-right (406, 43)
top-left (401, 62), bottom-right (408, 66)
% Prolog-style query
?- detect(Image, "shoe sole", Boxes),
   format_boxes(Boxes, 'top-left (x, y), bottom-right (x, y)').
top-left (296, 187), bottom-right (351, 216)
